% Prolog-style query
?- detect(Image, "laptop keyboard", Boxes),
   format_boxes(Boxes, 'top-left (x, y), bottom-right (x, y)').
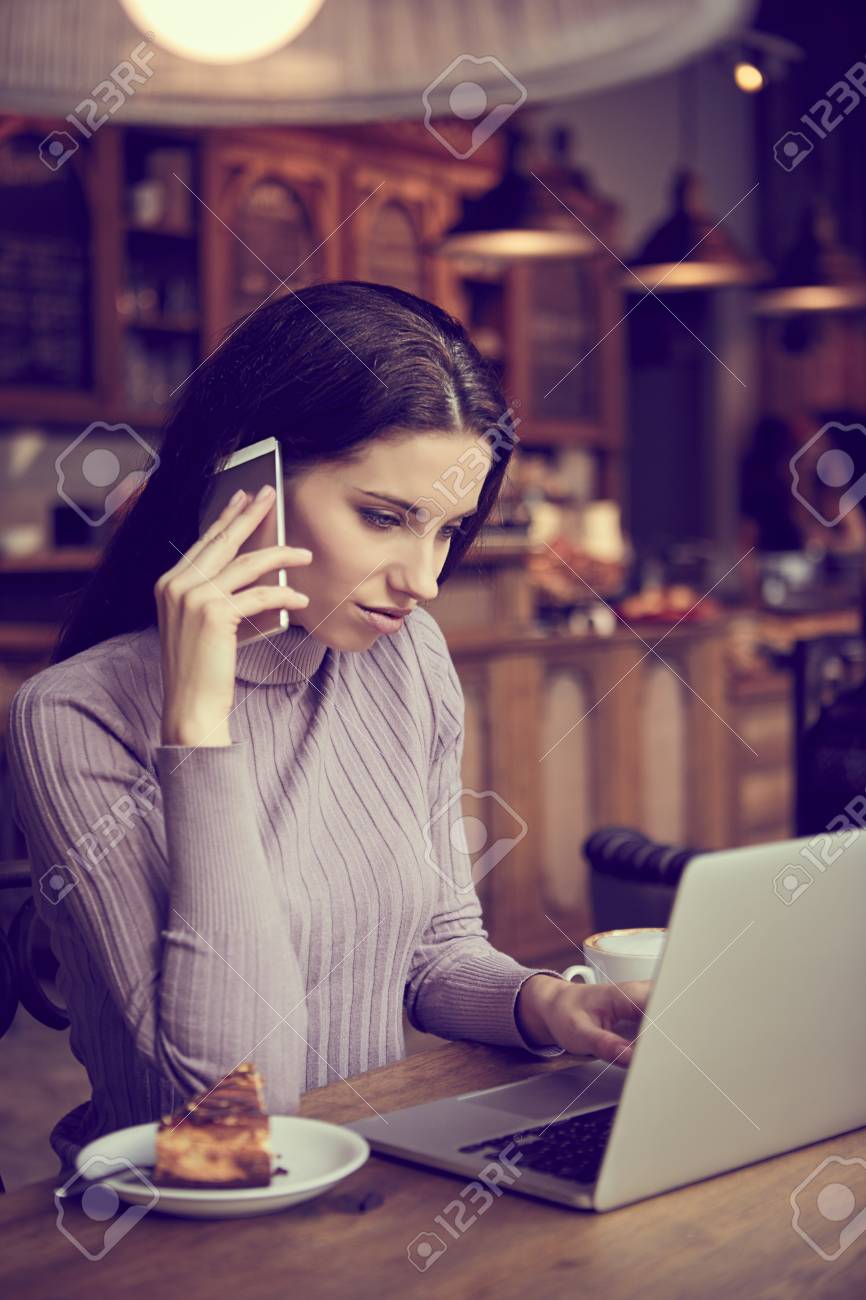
top-left (458, 1104), bottom-right (617, 1186)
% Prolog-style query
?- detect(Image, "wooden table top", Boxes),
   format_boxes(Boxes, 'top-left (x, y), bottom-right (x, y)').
top-left (2, 1041), bottom-right (865, 1299)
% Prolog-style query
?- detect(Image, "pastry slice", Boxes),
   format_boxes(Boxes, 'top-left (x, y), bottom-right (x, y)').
top-left (154, 1062), bottom-right (273, 1189)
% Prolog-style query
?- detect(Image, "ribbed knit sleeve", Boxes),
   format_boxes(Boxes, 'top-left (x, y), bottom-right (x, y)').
top-left (7, 675), bottom-right (308, 1113)
top-left (404, 635), bottom-right (566, 1058)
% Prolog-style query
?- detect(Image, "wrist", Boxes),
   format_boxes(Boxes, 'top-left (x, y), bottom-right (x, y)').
top-left (161, 714), bottom-right (232, 747)
top-left (515, 974), bottom-right (564, 1049)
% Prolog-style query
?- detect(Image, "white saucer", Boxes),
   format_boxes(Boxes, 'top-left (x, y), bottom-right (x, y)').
top-left (71, 1116), bottom-right (370, 1219)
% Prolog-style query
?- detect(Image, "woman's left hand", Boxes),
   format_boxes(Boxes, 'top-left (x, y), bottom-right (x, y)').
top-left (515, 974), bottom-right (653, 1067)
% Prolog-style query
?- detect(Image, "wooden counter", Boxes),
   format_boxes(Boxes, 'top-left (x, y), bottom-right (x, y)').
top-left (447, 617), bottom-right (732, 964)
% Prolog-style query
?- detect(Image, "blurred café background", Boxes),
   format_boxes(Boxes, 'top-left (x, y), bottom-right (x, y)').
top-left (2, 0), bottom-right (866, 1182)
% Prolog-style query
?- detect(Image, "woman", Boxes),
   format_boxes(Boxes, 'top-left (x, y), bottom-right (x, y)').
top-left (738, 416), bottom-right (809, 557)
top-left (8, 282), bottom-right (649, 1170)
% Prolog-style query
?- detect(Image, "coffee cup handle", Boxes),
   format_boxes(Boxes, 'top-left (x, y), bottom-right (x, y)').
top-left (563, 964), bottom-right (597, 985)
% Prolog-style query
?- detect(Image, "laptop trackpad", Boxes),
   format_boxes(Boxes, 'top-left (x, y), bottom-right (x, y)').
top-left (461, 1062), bottom-right (625, 1123)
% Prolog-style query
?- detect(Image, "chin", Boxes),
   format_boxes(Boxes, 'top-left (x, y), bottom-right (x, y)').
top-left (295, 609), bottom-right (374, 651)
top-left (333, 624), bottom-right (380, 650)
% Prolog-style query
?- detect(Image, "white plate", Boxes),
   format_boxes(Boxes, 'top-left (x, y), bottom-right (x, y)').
top-left (72, 1116), bottom-right (370, 1219)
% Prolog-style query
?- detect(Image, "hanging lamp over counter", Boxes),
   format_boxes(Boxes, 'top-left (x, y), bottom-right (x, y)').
top-left (753, 202), bottom-right (866, 316)
top-left (624, 168), bottom-right (765, 290)
top-left (623, 63), bottom-right (763, 292)
top-left (439, 126), bottom-right (616, 261)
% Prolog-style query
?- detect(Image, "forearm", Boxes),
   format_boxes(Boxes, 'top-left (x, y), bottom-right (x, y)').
top-left (152, 740), bottom-right (308, 1102)
top-left (406, 938), bottom-right (566, 1057)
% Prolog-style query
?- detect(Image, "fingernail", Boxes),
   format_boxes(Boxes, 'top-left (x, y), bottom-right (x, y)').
top-left (229, 488), bottom-right (246, 506)
top-left (256, 484), bottom-right (275, 501)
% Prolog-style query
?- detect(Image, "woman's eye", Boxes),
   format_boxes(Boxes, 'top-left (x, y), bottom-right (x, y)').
top-left (361, 509), bottom-right (400, 530)
top-left (360, 508), bottom-right (462, 540)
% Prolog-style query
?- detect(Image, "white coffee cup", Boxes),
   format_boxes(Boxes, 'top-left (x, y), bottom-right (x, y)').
top-left (563, 927), bottom-right (666, 985)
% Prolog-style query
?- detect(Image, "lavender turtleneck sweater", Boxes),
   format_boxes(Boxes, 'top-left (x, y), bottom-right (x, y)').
top-left (7, 607), bottom-right (564, 1167)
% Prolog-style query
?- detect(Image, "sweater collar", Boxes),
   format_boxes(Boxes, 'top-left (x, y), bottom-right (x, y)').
top-left (234, 621), bottom-right (330, 686)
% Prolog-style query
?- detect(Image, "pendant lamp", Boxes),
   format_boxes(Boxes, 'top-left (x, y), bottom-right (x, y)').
top-left (624, 64), bottom-right (763, 291)
top-left (753, 202), bottom-right (866, 316)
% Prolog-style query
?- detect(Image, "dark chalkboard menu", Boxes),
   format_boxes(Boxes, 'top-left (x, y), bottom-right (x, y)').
top-left (0, 130), bottom-right (92, 390)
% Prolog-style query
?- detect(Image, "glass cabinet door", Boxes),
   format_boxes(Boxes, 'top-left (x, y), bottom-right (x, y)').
top-left (362, 199), bottom-right (424, 296)
top-left (0, 128), bottom-right (93, 392)
top-left (231, 176), bottom-right (323, 321)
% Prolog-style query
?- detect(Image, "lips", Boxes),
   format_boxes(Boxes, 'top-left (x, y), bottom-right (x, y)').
top-left (357, 605), bottom-right (412, 634)
top-left (359, 606), bottom-right (411, 618)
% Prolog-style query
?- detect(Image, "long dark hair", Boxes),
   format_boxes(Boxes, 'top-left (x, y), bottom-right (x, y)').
top-left (52, 281), bottom-right (516, 664)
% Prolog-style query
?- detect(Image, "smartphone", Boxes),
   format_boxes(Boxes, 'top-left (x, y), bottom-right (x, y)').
top-left (198, 436), bottom-right (290, 645)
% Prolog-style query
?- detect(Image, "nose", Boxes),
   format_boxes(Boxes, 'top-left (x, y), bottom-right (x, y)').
top-left (390, 547), bottom-right (440, 605)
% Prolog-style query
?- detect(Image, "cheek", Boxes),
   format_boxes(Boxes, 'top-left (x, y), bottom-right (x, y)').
top-left (305, 524), bottom-right (380, 591)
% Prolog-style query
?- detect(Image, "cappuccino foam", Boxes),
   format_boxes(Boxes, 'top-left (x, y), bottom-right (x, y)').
top-left (592, 931), bottom-right (665, 958)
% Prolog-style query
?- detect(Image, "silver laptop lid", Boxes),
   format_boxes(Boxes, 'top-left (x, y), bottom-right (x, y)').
top-left (594, 830), bottom-right (866, 1210)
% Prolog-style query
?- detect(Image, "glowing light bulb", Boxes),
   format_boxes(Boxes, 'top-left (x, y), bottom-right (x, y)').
top-left (734, 61), bottom-right (764, 93)
top-left (119, 0), bottom-right (326, 64)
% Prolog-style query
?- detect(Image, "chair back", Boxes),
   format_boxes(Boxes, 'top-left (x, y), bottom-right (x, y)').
top-left (0, 859), bottom-right (69, 1036)
top-left (793, 634), bottom-right (866, 835)
top-left (583, 827), bottom-right (700, 932)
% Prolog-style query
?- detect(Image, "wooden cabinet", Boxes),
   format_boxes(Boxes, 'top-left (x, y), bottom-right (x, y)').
top-left (0, 120), bottom-right (206, 429)
top-left (201, 132), bottom-right (342, 344)
top-left (340, 167), bottom-right (438, 298)
top-left (438, 177), bottom-right (625, 501)
top-left (116, 129), bottom-right (203, 424)
top-left (0, 118), bottom-right (115, 424)
top-left (0, 114), bottom-right (626, 499)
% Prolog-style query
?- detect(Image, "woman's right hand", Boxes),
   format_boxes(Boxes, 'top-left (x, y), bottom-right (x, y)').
top-left (155, 485), bottom-right (314, 747)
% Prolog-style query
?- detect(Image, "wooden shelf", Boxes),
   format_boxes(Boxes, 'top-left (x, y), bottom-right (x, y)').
top-left (122, 314), bottom-right (200, 334)
top-left (122, 405), bottom-right (170, 429)
top-left (0, 622), bottom-right (59, 651)
top-left (0, 548), bottom-right (100, 573)
top-left (125, 221), bottom-right (196, 239)
top-left (0, 388), bottom-right (108, 425)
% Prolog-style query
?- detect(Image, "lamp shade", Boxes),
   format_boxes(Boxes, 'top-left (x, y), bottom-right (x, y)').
top-left (440, 124), bottom-right (618, 260)
top-left (624, 169), bottom-right (764, 291)
top-left (0, 0), bottom-right (756, 125)
top-left (754, 203), bottom-right (866, 316)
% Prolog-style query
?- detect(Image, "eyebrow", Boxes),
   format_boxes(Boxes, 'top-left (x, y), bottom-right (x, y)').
top-left (356, 489), bottom-right (479, 522)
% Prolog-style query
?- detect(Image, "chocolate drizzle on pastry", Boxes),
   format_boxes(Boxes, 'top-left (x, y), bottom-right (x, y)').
top-left (154, 1062), bottom-right (274, 1190)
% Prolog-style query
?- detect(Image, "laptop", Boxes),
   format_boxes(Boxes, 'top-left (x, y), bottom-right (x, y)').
top-left (346, 832), bottom-right (866, 1211)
